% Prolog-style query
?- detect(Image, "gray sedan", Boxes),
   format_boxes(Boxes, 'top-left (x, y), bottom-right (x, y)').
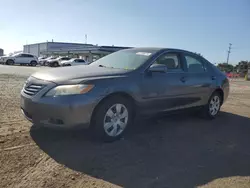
top-left (21, 48), bottom-right (229, 141)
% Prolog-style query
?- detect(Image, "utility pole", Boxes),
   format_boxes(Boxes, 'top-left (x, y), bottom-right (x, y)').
top-left (226, 43), bottom-right (232, 64)
top-left (85, 34), bottom-right (87, 44)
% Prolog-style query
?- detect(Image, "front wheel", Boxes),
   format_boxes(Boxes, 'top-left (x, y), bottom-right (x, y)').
top-left (6, 59), bottom-right (14, 65)
top-left (53, 62), bottom-right (59, 67)
top-left (202, 92), bottom-right (222, 119)
top-left (91, 96), bottom-right (133, 142)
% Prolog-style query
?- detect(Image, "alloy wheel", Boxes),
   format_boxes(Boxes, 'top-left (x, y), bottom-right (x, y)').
top-left (103, 103), bottom-right (129, 137)
top-left (209, 95), bottom-right (220, 116)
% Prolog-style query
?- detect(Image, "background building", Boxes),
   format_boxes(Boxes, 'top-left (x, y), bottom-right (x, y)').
top-left (23, 42), bottom-right (131, 62)
top-left (0, 48), bottom-right (4, 56)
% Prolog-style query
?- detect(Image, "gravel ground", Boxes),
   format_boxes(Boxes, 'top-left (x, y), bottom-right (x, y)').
top-left (0, 69), bottom-right (250, 188)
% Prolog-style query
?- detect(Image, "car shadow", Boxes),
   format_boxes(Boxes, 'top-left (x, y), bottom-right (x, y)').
top-left (30, 111), bottom-right (250, 188)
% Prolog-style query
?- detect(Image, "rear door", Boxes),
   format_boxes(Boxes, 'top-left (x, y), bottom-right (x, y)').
top-left (182, 53), bottom-right (213, 107)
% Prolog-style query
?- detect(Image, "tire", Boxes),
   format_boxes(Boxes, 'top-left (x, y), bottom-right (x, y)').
top-left (53, 62), bottom-right (59, 67)
top-left (91, 96), bottom-right (133, 142)
top-left (202, 91), bottom-right (222, 119)
top-left (6, 59), bottom-right (14, 65)
top-left (30, 61), bottom-right (37, 66)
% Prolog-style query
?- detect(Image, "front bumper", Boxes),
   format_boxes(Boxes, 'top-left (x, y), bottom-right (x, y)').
top-left (20, 79), bottom-right (99, 129)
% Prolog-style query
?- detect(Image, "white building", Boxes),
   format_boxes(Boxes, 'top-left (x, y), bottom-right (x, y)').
top-left (23, 42), bottom-right (131, 62)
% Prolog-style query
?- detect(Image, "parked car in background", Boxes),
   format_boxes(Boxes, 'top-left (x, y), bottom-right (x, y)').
top-left (38, 56), bottom-right (47, 65)
top-left (39, 56), bottom-right (57, 66)
top-left (0, 53), bottom-right (38, 66)
top-left (21, 48), bottom-right (229, 142)
top-left (47, 57), bottom-right (71, 67)
top-left (60, 58), bottom-right (89, 66)
top-left (38, 56), bottom-right (46, 61)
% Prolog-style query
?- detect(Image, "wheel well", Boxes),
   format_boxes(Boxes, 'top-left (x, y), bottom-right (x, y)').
top-left (90, 92), bottom-right (136, 125)
top-left (214, 88), bottom-right (224, 104)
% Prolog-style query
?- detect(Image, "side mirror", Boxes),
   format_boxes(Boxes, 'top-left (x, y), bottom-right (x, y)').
top-left (148, 64), bottom-right (168, 73)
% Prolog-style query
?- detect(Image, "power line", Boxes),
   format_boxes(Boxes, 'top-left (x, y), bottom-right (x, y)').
top-left (226, 43), bottom-right (232, 64)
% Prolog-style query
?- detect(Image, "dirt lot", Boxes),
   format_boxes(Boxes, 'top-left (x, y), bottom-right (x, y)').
top-left (1, 73), bottom-right (250, 188)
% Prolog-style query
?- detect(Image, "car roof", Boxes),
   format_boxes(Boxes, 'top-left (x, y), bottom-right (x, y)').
top-left (127, 47), bottom-right (205, 60)
top-left (130, 47), bottom-right (196, 54)
top-left (14, 53), bottom-right (34, 56)
top-left (16, 53), bottom-right (32, 55)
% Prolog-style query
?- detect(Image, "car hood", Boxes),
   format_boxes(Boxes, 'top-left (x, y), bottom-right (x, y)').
top-left (60, 60), bottom-right (71, 64)
top-left (47, 59), bottom-right (58, 62)
top-left (32, 65), bottom-right (130, 83)
top-left (0, 55), bottom-right (11, 58)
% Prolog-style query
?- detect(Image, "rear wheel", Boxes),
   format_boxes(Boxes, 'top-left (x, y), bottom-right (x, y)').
top-left (91, 96), bottom-right (133, 142)
top-left (6, 59), bottom-right (14, 65)
top-left (202, 92), bottom-right (222, 119)
top-left (30, 61), bottom-right (37, 66)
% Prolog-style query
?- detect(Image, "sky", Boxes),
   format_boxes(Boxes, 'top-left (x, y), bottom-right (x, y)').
top-left (0, 0), bottom-right (249, 64)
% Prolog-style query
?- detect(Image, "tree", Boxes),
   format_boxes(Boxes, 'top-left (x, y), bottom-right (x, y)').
top-left (217, 63), bottom-right (234, 73)
top-left (236, 61), bottom-right (250, 75)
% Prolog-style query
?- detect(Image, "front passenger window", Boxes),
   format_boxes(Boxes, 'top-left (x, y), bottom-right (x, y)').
top-left (154, 54), bottom-right (181, 70)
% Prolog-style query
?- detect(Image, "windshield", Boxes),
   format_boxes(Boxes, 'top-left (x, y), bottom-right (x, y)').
top-left (61, 57), bottom-right (71, 60)
top-left (90, 49), bottom-right (157, 70)
top-left (13, 53), bottom-right (21, 57)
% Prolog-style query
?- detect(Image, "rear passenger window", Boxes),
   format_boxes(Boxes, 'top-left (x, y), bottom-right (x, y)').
top-left (185, 56), bottom-right (205, 73)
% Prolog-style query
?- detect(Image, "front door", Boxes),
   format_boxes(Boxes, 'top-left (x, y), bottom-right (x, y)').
top-left (15, 54), bottom-right (29, 64)
top-left (139, 52), bottom-right (190, 114)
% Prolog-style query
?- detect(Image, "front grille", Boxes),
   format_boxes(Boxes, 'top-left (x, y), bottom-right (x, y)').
top-left (23, 84), bottom-right (45, 96)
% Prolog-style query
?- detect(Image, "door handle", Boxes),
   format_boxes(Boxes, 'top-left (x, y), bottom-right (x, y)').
top-left (211, 76), bottom-right (216, 80)
top-left (180, 77), bottom-right (187, 83)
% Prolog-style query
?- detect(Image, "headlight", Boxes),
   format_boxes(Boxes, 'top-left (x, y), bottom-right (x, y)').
top-left (45, 84), bottom-right (94, 97)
